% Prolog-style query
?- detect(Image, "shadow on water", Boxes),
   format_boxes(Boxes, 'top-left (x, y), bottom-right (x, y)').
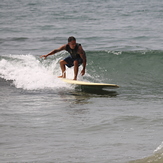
top-left (58, 86), bottom-right (119, 105)
top-left (76, 85), bottom-right (119, 97)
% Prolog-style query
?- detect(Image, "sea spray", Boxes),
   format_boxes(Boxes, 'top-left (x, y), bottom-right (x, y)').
top-left (0, 54), bottom-right (69, 90)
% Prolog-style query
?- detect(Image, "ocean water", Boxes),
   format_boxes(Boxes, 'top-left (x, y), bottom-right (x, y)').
top-left (0, 0), bottom-right (163, 163)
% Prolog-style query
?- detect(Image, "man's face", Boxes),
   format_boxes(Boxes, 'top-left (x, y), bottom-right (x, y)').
top-left (68, 40), bottom-right (76, 49)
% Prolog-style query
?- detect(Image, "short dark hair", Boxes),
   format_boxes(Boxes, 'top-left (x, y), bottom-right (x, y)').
top-left (68, 36), bottom-right (76, 42)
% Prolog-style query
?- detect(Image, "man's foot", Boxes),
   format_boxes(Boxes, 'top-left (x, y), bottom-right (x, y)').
top-left (58, 75), bottom-right (65, 78)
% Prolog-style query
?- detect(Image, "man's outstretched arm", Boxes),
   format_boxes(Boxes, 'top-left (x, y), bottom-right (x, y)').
top-left (40, 44), bottom-right (66, 59)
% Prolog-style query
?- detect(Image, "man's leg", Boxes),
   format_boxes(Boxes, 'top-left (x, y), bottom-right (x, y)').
top-left (73, 60), bottom-right (79, 80)
top-left (58, 60), bottom-right (67, 78)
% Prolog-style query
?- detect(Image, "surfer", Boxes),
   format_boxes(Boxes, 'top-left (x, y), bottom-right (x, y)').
top-left (40, 36), bottom-right (86, 80)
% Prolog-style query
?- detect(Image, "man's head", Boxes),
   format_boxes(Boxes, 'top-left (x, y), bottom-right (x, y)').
top-left (68, 36), bottom-right (76, 49)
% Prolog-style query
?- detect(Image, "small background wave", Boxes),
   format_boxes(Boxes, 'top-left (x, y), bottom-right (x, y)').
top-left (129, 141), bottom-right (163, 163)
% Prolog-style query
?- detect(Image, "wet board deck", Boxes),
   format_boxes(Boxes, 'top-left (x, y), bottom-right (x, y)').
top-left (60, 78), bottom-right (119, 89)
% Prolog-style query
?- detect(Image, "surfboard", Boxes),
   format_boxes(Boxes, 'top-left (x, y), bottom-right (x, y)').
top-left (60, 78), bottom-right (119, 89)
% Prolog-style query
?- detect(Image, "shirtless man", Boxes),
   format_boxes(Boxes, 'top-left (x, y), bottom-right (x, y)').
top-left (40, 36), bottom-right (86, 80)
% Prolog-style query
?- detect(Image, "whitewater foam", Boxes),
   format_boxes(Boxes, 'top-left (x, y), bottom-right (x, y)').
top-left (0, 54), bottom-right (72, 90)
top-left (154, 142), bottom-right (163, 153)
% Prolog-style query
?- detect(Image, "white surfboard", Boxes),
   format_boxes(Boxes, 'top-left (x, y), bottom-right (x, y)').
top-left (60, 78), bottom-right (119, 89)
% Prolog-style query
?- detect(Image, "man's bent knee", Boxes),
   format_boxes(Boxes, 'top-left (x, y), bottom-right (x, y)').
top-left (60, 60), bottom-right (67, 65)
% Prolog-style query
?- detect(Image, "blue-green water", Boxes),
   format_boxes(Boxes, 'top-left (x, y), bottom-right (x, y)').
top-left (0, 0), bottom-right (163, 162)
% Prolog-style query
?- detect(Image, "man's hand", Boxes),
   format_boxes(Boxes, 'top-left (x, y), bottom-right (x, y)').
top-left (81, 69), bottom-right (85, 76)
top-left (40, 55), bottom-right (47, 59)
